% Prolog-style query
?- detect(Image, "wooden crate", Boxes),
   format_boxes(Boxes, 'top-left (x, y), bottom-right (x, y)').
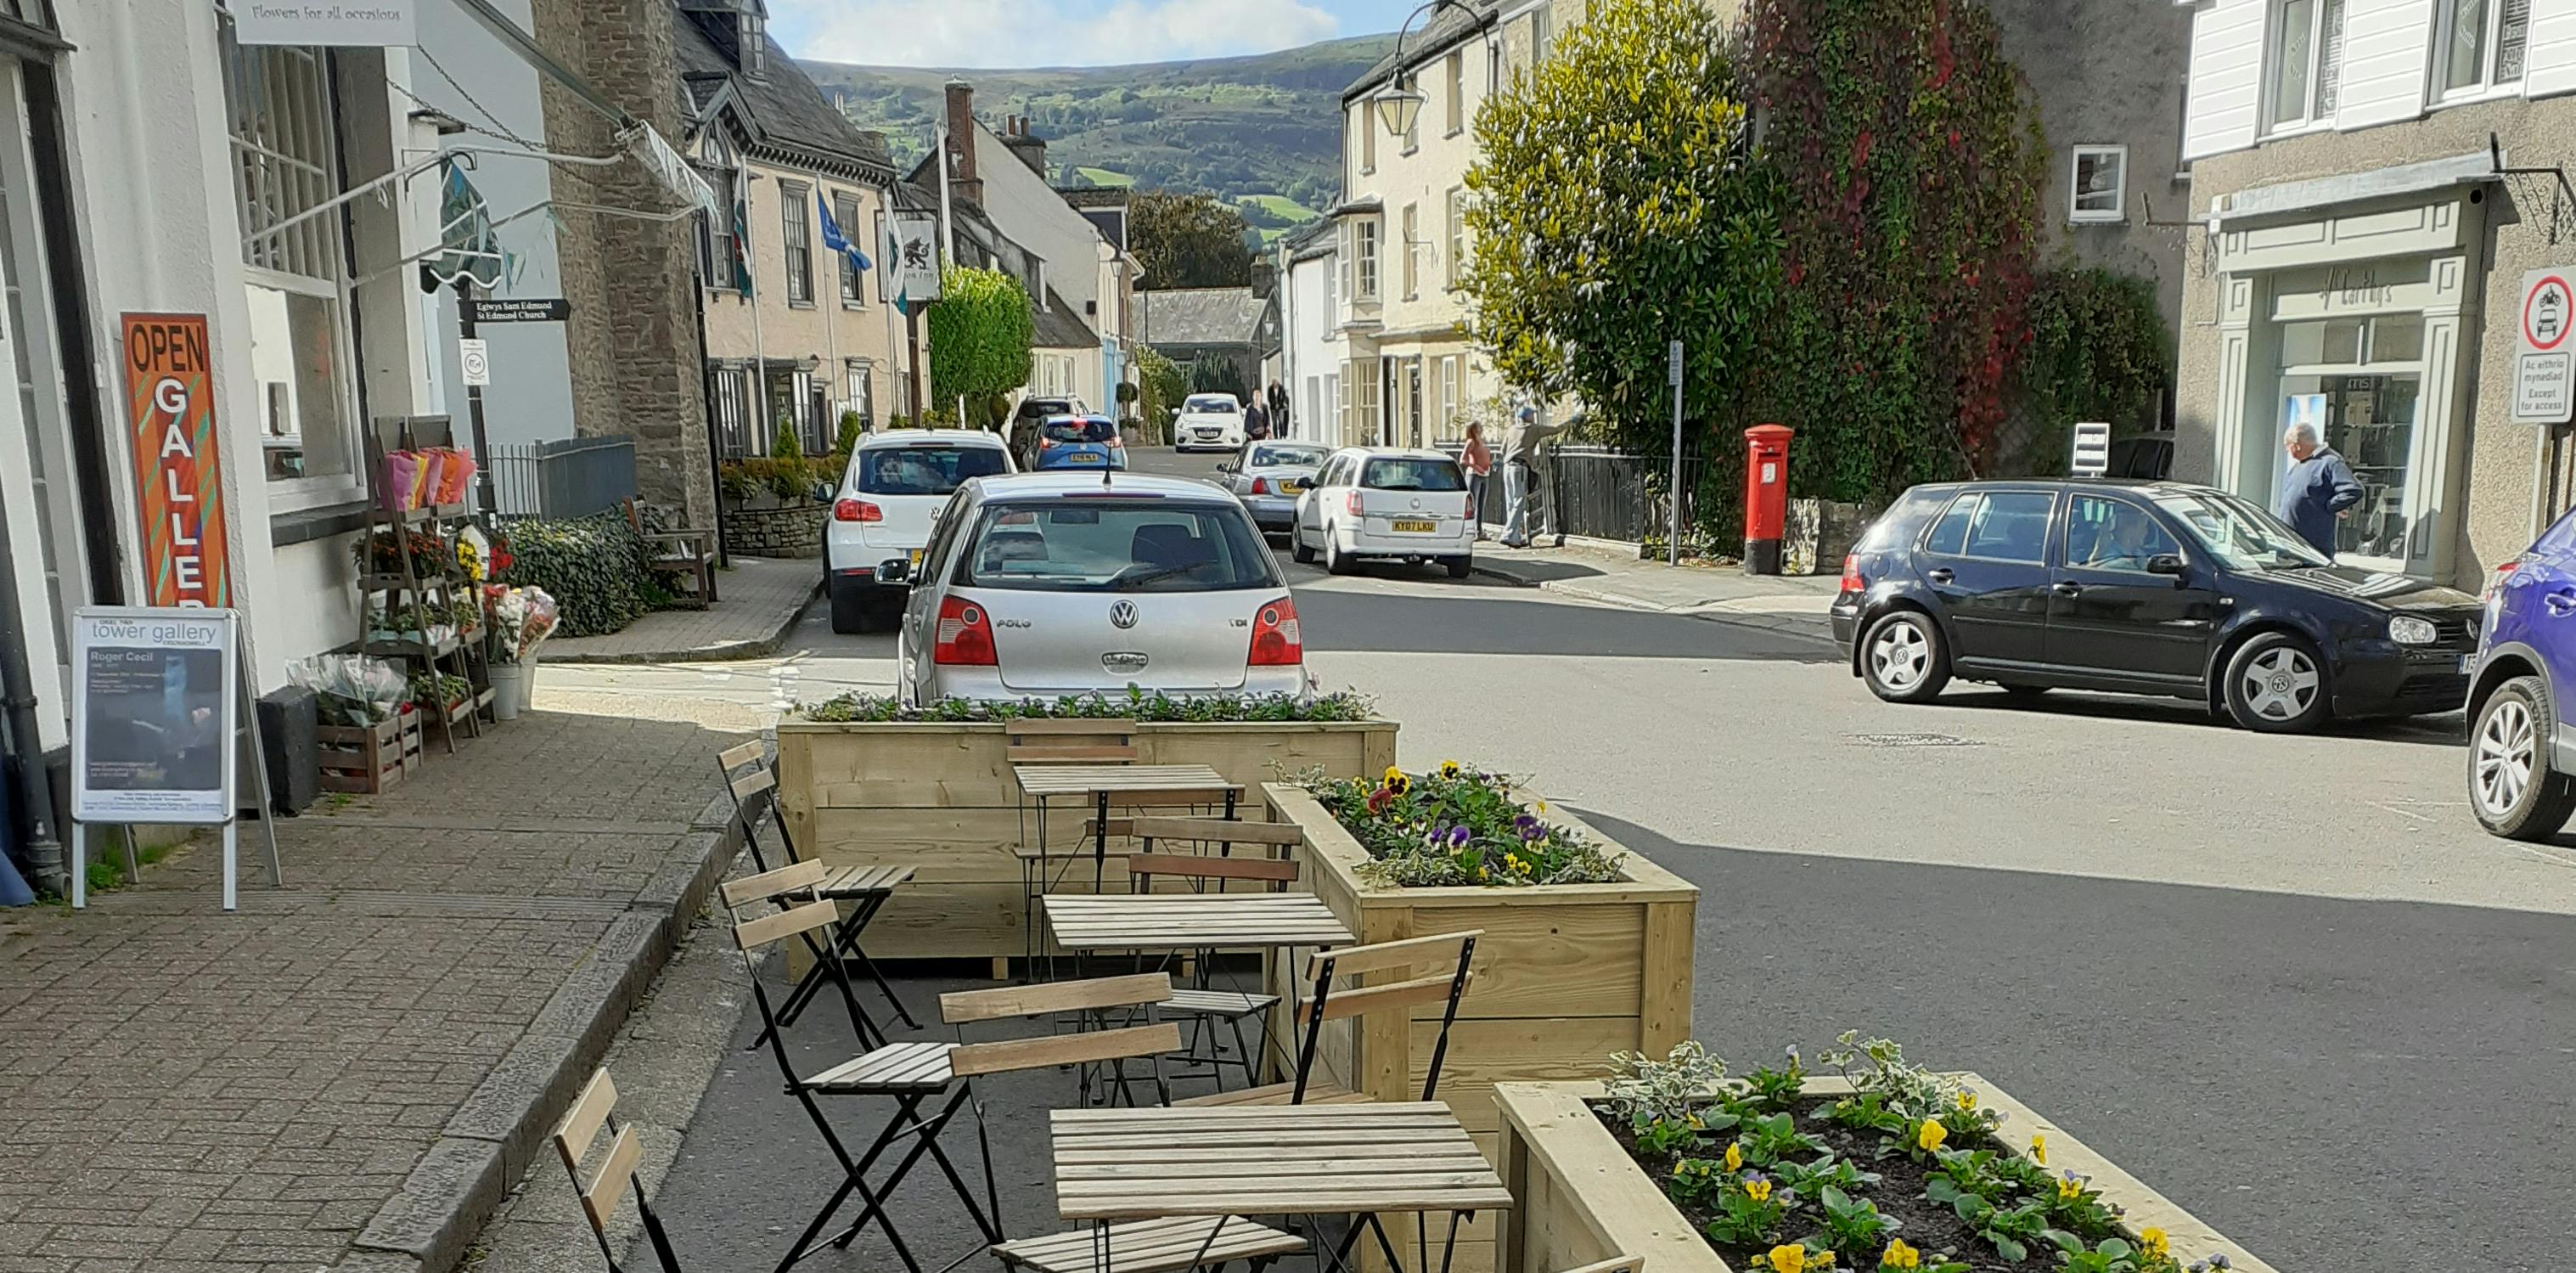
top-left (776, 719), bottom-right (1398, 960)
top-left (1493, 1078), bottom-right (2277, 1273)
top-left (315, 712), bottom-right (425, 794)
top-left (1261, 782), bottom-right (1700, 1273)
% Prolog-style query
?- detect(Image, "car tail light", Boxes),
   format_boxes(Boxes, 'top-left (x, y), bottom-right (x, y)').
top-left (1251, 477), bottom-right (1271, 495)
top-left (1346, 491), bottom-right (1365, 516)
top-left (933, 595), bottom-right (998, 665)
top-left (2487, 558), bottom-right (2522, 601)
top-left (835, 498), bottom-right (883, 523)
top-left (1249, 596), bottom-right (1303, 666)
top-left (1840, 554), bottom-right (1865, 594)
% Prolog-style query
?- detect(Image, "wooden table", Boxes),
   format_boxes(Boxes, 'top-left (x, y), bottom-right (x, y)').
top-left (1013, 763), bottom-right (1240, 969)
top-left (1049, 1103), bottom-right (1511, 1273)
top-left (1041, 893), bottom-right (1354, 952)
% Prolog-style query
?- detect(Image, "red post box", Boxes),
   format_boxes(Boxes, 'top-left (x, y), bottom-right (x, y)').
top-left (1741, 423), bottom-right (1794, 575)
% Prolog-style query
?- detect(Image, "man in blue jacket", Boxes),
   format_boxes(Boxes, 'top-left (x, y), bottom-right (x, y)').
top-left (2275, 422), bottom-right (2364, 557)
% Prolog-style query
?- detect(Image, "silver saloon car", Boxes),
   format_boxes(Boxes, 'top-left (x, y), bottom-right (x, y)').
top-left (893, 472), bottom-right (1309, 704)
top-left (1216, 439), bottom-right (1331, 534)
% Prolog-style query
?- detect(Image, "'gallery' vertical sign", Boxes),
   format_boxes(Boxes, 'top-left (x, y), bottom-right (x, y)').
top-left (121, 313), bottom-right (232, 608)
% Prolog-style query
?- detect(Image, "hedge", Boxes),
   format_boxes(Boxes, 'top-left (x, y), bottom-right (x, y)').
top-left (496, 510), bottom-right (647, 637)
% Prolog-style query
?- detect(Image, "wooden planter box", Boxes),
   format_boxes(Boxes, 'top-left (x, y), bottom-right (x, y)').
top-left (775, 719), bottom-right (1398, 960)
top-left (1493, 1078), bottom-right (2277, 1273)
top-left (315, 712), bottom-right (425, 794)
top-left (1262, 782), bottom-right (1700, 1273)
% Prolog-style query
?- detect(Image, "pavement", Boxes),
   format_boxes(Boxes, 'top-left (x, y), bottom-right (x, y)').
top-left (540, 556), bottom-right (819, 665)
top-left (0, 708), bottom-right (748, 1273)
top-left (1465, 541), bottom-right (1840, 640)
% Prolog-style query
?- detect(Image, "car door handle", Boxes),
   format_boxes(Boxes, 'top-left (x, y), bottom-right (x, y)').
top-left (2052, 581), bottom-right (2082, 597)
top-left (2548, 589), bottom-right (2576, 615)
top-left (1926, 568), bottom-right (1954, 584)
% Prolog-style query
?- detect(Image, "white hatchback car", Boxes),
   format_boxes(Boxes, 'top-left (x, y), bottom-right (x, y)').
top-left (1173, 393), bottom-right (1246, 453)
top-left (825, 429), bottom-right (1014, 634)
top-left (1291, 447), bottom-right (1475, 579)
top-left (893, 472), bottom-right (1308, 703)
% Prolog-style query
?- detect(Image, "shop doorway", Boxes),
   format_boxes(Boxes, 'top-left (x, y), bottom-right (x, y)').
top-left (2274, 313), bottom-right (2427, 566)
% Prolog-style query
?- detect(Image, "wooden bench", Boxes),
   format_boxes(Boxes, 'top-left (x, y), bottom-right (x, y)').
top-left (624, 498), bottom-right (717, 607)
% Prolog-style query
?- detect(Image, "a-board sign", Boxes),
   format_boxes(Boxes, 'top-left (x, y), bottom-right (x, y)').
top-left (70, 608), bottom-right (239, 825)
top-left (461, 296), bottom-right (571, 323)
top-left (2515, 268), bottom-right (2575, 424)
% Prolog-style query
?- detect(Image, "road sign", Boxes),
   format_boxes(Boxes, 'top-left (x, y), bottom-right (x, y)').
top-left (458, 338), bottom-right (491, 387)
top-left (461, 296), bottom-right (570, 323)
top-left (2516, 268), bottom-right (2576, 424)
top-left (1667, 340), bottom-right (1684, 387)
top-left (2069, 421), bottom-right (2111, 476)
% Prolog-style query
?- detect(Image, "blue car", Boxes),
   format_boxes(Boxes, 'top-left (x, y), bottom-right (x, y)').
top-left (1032, 414), bottom-right (1127, 471)
top-left (2466, 509), bottom-right (2576, 837)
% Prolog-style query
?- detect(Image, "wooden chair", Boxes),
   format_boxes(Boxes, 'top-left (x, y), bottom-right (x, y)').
top-left (1017, 784), bottom-right (1245, 974)
top-left (553, 1067), bottom-right (686, 1273)
top-left (625, 497), bottom-right (716, 607)
top-left (1126, 818), bottom-right (1307, 1089)
top-left (1173, 930), bottom-right (1481, 1109)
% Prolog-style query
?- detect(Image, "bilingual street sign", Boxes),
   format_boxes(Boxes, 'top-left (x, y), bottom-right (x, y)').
top-left (461, 296), bottom-right (571, 324)
top-left (233, 0), bottom-right (418, 47)
top-left (2514, 268), bottom-right (2574, 425)
top-left (2069, 420), bottom-right (2112, 476)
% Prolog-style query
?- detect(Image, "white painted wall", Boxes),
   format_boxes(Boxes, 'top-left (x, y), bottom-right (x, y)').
top-left (1282, 246), bottom-right (1340, 444)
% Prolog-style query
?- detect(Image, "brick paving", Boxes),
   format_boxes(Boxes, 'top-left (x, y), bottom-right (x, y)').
top-left (0, 708), bottom-right (747, 1273)
top-left (539, 556), bottom-right (817, 664)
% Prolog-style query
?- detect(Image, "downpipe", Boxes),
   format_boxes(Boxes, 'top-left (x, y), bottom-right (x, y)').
top-left (0, 489), bottom-right (65, 897)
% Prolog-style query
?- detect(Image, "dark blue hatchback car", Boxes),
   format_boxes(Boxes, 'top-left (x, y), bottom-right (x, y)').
top-left (2465, 508), bottom-right (2576, 837)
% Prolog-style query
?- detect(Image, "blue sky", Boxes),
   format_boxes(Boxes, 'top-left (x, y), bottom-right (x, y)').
top-left (768, 0), bottom-right (1394, 68)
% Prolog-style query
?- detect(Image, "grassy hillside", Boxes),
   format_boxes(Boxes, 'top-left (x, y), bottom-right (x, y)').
top-left (801, 32), bottom-right (1394, 214)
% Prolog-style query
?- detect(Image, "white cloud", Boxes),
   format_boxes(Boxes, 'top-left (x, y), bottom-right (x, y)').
top-left (773, 0), bottom-right (1341, 69)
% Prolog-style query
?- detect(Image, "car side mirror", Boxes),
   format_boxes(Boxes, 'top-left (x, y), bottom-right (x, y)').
top-left (813, 481), bottom-right (835, 503)
top-left (875, 557), bottom-right (911, 585)
top-left (2146, 554), bottom-right (2186, 577)
top-left (1217, 460), bottom-right (1237, 473)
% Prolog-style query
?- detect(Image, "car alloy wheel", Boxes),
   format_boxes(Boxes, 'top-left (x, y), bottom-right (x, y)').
top-left (2473, 695), bottom-right (2536, 818)
top-left (2238, 646), bottom-right (2320, 722)
top-left (1870, 621), bottom-right (1930, 690)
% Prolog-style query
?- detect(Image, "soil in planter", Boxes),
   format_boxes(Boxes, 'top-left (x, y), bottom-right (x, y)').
top-left (1596, 1098), bottom-right (2080, 1273)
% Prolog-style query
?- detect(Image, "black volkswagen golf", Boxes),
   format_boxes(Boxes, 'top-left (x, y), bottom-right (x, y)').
top-left (1828, 479), bottom-right (2483, 732)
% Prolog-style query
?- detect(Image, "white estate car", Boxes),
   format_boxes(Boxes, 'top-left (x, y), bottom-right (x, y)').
top-left (892, 472), bottom-right (1307, 703)
top-left (1291, 447), bottom-right (1475, 579)
top-left (825, 429), bottom-right (1014, 634)
top-left (1173, 393), bottom-right (1246, 453)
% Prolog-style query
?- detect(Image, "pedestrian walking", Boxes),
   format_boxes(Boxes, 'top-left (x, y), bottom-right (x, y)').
top-left (1499, 402), bottom-right (1566, 549)
top-left (2274, 421), bottom-right (2363, 557)
top-left (1460, 420), bottom-right (1493, 541)
top-left (1268, 381), bottom-right (1290, 433)
top-left (1244, 397), bottom-right (1272, 442)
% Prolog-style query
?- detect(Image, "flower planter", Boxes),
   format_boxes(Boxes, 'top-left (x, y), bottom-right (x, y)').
top-left (1491, 1078), bottom-right (2275, 1273)
top-left (1261, 781), bottom-right (1700, 1273)
top-left (775, 719), bottom-right (1398, 961)
top-left (314, 712), bottom-right (425, 794)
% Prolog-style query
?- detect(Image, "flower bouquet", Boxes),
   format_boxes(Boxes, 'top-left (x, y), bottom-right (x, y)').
top-left (287, 653), bottom-right (406, 727)
top-left (1302, 761), bottom-right (1625, 887)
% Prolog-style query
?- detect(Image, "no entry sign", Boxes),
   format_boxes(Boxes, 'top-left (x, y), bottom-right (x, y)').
top-left (2516, 269), bottom-right (2576, 425)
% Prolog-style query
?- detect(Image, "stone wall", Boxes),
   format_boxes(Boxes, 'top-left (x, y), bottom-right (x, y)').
top-left (532, 0), bottom-right (717, 535)
top-left (723, 504), bottom-right (824, 559)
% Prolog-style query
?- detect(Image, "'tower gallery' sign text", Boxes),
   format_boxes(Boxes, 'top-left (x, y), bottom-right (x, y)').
top-left (122, 313), bottom-right (232, 608)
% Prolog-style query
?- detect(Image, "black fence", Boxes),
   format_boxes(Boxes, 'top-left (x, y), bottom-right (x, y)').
top-left (489, 436), bottom-right (638, 520)
top-left (1459, 444), bottom-right (1712, 544)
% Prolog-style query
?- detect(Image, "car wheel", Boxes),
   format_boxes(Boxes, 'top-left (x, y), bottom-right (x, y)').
top-left (1323, 528), bottom-right (1356, 576)
top-left (1291, 527), bottom-right (1317, 565)
top-left (2223, 632), bottom-right (2331, 733)
top-left (2470, 674), bottom-right (2576, 840)
top-left (1444, 555), bottom-right (1473, 580)
top-left (1860, 610), bottom-right (1949, 703)
top-left (830, 582), bottom-right (871, 635)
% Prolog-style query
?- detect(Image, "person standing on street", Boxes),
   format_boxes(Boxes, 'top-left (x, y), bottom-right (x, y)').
top-left (1268, 381), bottom-right (1290, 434)
top-left (1500, 402), bottom-right (1566, 549)
top-left (2274, 421), bottom-right (2364, 557)
top-left (1460, 420), bottom-right (1493, 541)
top-left (1244, 396), bottom-right (1272, 442)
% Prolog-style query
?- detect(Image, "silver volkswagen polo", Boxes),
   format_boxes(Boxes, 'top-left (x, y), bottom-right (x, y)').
top-left (893, 471), bottom-right (1308, 704)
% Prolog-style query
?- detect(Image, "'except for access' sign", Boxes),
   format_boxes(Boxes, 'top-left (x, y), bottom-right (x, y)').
top-left (2515, 268), bottom-right (2576, 425)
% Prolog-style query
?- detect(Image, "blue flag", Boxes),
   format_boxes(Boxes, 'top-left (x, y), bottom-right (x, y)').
top-left (817, 190), bottom-right (872, 273)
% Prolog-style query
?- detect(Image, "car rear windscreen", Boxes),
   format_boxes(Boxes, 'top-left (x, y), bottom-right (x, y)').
top-left (1362, 458), bottom-right (1465, 492)
top-left (963, 501), bottom-right (1280, 592)
top-left (1251, 444), bottom-right (1328, 468)
top-left (1042, 418), bottom-right (1117, 443)
top-left (855, 445), bottom-right (1010, 495)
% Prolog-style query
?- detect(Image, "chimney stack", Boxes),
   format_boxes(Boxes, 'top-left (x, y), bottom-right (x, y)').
top-left (943, 79), bottom-right (981, 203)
top-left (1000, 112), bottom-right (1048, 177)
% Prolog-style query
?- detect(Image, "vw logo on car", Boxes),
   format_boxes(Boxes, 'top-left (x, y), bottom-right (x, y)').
top-left (1109, 600), bottom-right (1139, 630)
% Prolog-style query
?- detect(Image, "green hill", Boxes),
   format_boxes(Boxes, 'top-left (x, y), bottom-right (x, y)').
top-left (801, 32), bottom-right (1396, 214)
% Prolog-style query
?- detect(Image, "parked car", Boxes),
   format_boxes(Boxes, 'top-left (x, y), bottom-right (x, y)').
top-left (891, 472), bottom-right (1306, 703)
top-left (1290, 447), bottom-right (1475, 579)
top-left (1830, 478), bottom-right (2482, 732)
top-left (1173, 394), bottom-right (1246, 453)
top-left (1009, 395), bottom-right (1086, 466)
top-left (1032, 414), bottom-right (1127, 471)
top-left (824, 429), bottom-right (1015, 634)
top-left (2104, 429), bottom-right (2175, 480)
top-left (1216, 440), bottom-right (1332, 534)
top-left (2463, 507), bottom-right (2576, 837)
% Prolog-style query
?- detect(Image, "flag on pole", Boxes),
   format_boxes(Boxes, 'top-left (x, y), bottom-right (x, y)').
top-left (729, 198), bottom-right (753, 297)
top-left (817, 190), bottom-right (872, 273)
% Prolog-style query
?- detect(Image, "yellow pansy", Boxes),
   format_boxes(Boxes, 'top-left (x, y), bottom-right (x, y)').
top-left (2140, 1229), bottom-right (2169, 1259)
top-left (1915, 1120), bottom-right (1947, 1152)
top-left (1955, 1089), bottom-right (1977, 1111)
top-left (1765, 1246), bottom-right (1806, 1273)
top-left (1813, 1255), bottom-right (1834, 1269)
top-left (1722, 1141), bottom-right (1742, 1172)
top-left (2056, 1174), bottom-right (2084, 1202)
top-left (1439, 760), bottom-right (1462, 779)
top-left (1743, 1177), bottom-right (1773, 1203)
top-left (2029, 1134), bottom-right (2047, 1165)
top-left (1880, 1239), bottom-right (1920, 1270)
top-left (1384, 764), bottom-right (1404, 785)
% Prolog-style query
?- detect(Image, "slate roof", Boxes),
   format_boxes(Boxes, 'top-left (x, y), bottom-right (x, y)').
top-left (677, 14), bottom-right (892, 175)
top-left (1344, 0), bottom-right (1501, 102)
top-left (1134, 287), bottom-right (1265, 350)
top-left (1033, 287), bottom-right (1100, 349)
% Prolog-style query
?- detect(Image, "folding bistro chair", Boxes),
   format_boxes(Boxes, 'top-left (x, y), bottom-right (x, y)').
top-left (718, 740), bottom-right (918, 1047)
top-left (1173, 930), bottom-right (1480, 1108)
top-left (1124, 819), bottom-right (1308, 1089)
top-left (554, 1067), bottom-right (688, 1273)
top-left (1017, 784), bottom-right (1244, 976)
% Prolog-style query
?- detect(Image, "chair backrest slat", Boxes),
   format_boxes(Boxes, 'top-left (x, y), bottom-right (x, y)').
top-left (1129, 817), bottom-right (1304, 846)
top-left (728, 767), bottom-right (777, 802)
top-left (1015, 746), bottom-right (1140, 763)
top-left (1555, 1256), bottom-right (1641, 1273)
top-left (718, 739), bottom-right (765, 769)
top-left (948, 1022), bottom-right (1182, 1079)
top-left (721, 859), bottom-right (829, 907)
top-left (1128, 852), bottom-right (1298, 884)
top-left (580, 1124), bottom-right (644, 1232)
top-left (1304, 929), bottom-right (1486, 981)
top-left (553, 1068), bottom-right (617, 1172)
top-left (1099, 786), bottom-right (1242, 810)
top-left (1006, 718), bottom-right (1141, 764)
top-left (733, 898), bottom-right (840, 950)
top-left (1296, 970), bottom-right (1471, 1024)
top-left (938, 972), bottom-right (1171, 1023)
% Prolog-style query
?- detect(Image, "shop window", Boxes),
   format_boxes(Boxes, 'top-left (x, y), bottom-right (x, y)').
top-left (2434, 0), bottom-right (2530, 98)
top-left (2275, 313), bottom-right (2426, 563)
top-left (780, 179), bottom-right (813, 305)
top-left (2069, 146), bottom-right (2127, 223)
top-left (2264, 0), bottom-right (2345, 132)
top-left (227, 40), bottom-right (361, 497)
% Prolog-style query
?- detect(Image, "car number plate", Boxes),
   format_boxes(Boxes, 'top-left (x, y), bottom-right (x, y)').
top-left (2461, 652), bottom-right (2478, 674)
top-left (909, 549), bottom-right (924, 567)
top-left (1067, 452), bottom-right (1104, 464)
top-left (1276, 481), bottom-right (1302, 494)
top-left (1392, 518), bottom-right (1437, 533)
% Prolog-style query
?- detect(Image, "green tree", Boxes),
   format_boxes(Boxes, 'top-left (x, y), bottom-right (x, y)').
top-left (2006, 267), bottom-right (2172, 472)
top-left (1135, 344), bottom-right (1187, 428)
top-left (926, 265), bottom-right (1035, 422)
top-left (1460, 0), bottom-right (1783, 453)
top-left (1188, 357), bottom-right (1249, 400)
top-left (1130, 191), bottom-right (1255, 290)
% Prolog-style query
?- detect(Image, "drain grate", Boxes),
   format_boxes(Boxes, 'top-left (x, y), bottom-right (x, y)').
top-left (1850, 732), bottom-right (1981, 748)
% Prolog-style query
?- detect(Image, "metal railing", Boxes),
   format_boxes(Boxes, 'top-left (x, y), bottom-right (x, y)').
top-left (1464, 444), bottom-right (1709, 544)
top-left (488, 436), bottom-right (638, 520)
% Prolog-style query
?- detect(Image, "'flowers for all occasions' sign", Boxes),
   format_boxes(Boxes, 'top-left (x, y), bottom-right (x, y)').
top-left (121, 313), bottom-right (232, 608)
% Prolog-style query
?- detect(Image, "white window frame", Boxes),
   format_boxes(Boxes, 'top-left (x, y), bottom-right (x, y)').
top-left (1353, 218), bottom-right (1381, 301)
top-left (2068, 145), bottom-right (2128, 224)
top-left (1445, 186), bottom-right (1465, 289)
top-left (780, 178), bottom-right (813, 306)
top-left (1401, 203), bottom-right (1420, 300)
top-left (2431, 0), bottom-right (2532, 99)
top-left (2262, 0), bottom-right (2345, 134)
top-left (836, 189), bottom-right (867, 308)
top-left (1359, 104), bottom-right (1376, 175)
top-left (1445, 51), bottom-right (1465, 136)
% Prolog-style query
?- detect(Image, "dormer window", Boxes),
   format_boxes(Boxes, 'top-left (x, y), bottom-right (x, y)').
top-left (740, 11), bottom-right (764, 75)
